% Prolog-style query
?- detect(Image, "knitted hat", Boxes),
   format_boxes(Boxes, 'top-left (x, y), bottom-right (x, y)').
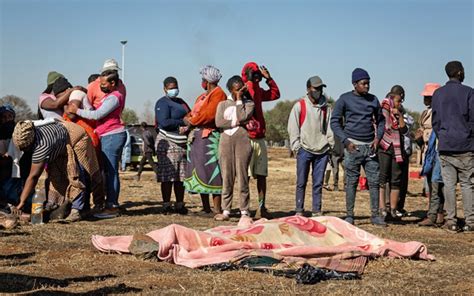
top-left (12, 121), bottom-right (35, 151)
top-left (47, 71), bottom-right (64, 86)
top-left (352, 68), bottom-right (370, 83)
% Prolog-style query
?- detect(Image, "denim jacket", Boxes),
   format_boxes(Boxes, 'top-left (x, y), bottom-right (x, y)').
top-left (420, 132), bottom-right (443, 183)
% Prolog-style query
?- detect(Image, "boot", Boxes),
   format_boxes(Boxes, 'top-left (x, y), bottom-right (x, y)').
top-left (418, 216), bottom-right (436, 227)
top-left (436, 212), bottom-right (445, 225)
top-left (255, 207), bottom-right (272, 219)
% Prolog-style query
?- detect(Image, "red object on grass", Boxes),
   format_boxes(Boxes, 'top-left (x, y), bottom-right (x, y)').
top-left (409, 171), bottom-right (422, 179)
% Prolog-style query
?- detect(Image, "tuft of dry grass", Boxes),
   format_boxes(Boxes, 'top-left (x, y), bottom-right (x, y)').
top-left (1, 148), bottom-right (473, 295)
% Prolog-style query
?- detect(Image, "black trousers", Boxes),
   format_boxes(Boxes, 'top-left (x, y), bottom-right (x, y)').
top-left (378, 146), bottom-right (402, 189)
top-left (397, 157), bottom-right (410, 210)
top-left (137, 152), bottom-right (158, 175)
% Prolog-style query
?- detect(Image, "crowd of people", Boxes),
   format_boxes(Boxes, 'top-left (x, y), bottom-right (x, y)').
top-left (0, 59), bottom-right (472, 233)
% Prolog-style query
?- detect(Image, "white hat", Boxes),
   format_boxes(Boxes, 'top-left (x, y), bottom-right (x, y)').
top-left (101, 59), bottom-right (121, 72)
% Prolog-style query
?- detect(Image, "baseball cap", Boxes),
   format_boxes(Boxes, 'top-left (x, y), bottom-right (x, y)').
top-left (308, 76), bottom-right (327, 88)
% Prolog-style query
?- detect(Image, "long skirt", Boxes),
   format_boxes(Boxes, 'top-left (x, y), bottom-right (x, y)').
top-left (155, 133), bottom-right (187, 182)
top-left (184, 129), bottom-right (222, 194)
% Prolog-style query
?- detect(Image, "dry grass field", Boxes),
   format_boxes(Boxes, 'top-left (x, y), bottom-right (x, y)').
top-left (1, 148), bottom-right (473, 295)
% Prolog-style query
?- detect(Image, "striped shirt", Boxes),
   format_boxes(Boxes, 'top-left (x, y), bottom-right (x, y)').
top-left (32, 123), bottom-right (68, 163)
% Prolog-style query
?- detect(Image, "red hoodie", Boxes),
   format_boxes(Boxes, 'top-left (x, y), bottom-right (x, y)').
top-left (241, 62), bottom-right (280, 139)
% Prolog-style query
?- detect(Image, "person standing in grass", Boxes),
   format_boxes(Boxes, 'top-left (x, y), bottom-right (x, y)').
top-left (184, 66), bottom-right (227, 217)
top-left (155, 76), bottom-right (190, 215)
top-left (330, 68), bottom-right (386, 226)
top-left (214, 76), bottom-right (255, 221)
top-left (241, 62), bottom-right (280, 219)
top-left (135, 122), bottom-right (158, 182)
top-left (377, 92), bottom-right (407, 222)
top-left (288, 76), bottom-right (334, 217)
top-left (432, 61), bottom-right (474, 232)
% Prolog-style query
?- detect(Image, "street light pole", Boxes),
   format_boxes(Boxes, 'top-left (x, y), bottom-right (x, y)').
top-left (120, 40), bottom-right (127, 81)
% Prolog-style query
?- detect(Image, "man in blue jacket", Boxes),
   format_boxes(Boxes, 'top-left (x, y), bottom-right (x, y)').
top-left (432, 61), bottom-right (474, 232)
top-left (330, 68), bottom-right (386, 226)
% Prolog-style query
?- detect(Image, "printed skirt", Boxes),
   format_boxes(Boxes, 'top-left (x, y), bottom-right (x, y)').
top-left (156, 133), bottom-right (187, 182)
top-left (184, 129), bottom-right (222, 194)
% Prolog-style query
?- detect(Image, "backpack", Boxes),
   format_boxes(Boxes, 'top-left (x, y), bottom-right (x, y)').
top-left (298, 98), bottom-right (328, 134)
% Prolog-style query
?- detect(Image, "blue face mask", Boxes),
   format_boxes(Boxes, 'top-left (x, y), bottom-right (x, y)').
top-left (166, 88), bottom-right (179, 98)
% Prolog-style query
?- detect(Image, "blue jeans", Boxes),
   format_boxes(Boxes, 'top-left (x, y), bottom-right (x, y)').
top-left (295, 149), bottom-right (329, 213)
top-left (344, 144), bottom-right (380, 217)
top-left (101, 131), bottom-right (127, 208)
top-left (71, 163), bottom-right (91, 211)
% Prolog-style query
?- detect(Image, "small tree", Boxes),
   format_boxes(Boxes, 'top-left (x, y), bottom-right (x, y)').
top-left (264, 100), bottom-right (295, 144)
top-left (0, 95), bottom-right (36, 121)
top-left (121, 107), bottom-right (139, 125)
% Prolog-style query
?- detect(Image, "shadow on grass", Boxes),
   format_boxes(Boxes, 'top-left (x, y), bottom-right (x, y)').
top-left (0, 252), bottom-right (35, 260)
top-left (24, 283), bottom-right (142, 295)
top-left (0, 273), bottom-right (130, 294)
top-left (0, 252), bottom-right (36, 267)
top-left (0, 230), bottom-right (31, 237)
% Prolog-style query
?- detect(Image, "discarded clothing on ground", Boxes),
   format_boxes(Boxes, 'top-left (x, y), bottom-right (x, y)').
top-left (92, 216), bottom-right (434, 284)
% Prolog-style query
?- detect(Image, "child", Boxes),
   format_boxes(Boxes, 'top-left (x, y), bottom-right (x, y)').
top-left (214, 76), bottom-right (255, 221)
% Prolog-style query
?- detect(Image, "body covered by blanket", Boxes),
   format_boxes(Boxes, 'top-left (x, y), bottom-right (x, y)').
top-left (92, 216), bottom-right (434, 273)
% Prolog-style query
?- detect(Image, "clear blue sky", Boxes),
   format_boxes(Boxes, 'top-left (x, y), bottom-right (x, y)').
top-left (1, 0), bottom-right (473, 117)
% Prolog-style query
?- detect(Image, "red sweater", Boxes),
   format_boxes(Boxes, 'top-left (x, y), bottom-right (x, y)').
top-left (245, 79), bottom-right (280, 139)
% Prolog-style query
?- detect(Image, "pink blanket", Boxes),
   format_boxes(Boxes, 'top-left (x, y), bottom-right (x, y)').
top-left (92, 216), bottom-right (434, 270)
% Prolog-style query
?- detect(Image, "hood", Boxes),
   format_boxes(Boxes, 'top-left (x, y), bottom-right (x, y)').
top-left (241, 62), bottom-right (259, 83)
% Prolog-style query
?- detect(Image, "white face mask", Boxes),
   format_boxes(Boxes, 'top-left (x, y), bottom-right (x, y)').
top-left (166, 88), bottom-right (179, 98)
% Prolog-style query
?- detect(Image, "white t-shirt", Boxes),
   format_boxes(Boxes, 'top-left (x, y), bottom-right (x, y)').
top-left (69, 90), bottom-right (93, 110)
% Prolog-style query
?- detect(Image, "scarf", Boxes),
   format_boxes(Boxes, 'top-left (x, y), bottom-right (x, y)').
top-left (379, 98), bottom-right (403, 163)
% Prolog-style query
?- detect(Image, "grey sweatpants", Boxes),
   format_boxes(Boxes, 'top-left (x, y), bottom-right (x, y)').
top-left (218, 129), bottom-right (252, 213)
top-left (439, 152), bottom-right (474, 225)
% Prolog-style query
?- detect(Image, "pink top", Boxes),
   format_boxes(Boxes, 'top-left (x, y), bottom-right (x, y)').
top-left (38, 93), bottom-right (63, 119)
top-left (95, 90), bottom-right (125, 136)
top-left (87, 78), bottom-right (127, 109)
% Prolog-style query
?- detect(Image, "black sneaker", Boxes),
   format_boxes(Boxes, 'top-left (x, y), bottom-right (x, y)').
top-left (443, 222), bottom-right (460, 232)
top-left (385, 210), bottom-right (402, 223)
top-left (395, 209), bottom-right (407, 217)
top-left (462, 224), bottom-right (474, 232)
top-left (162, 203), bottom-right (173, 215)
top-left (174, 202), bottom-right (188, 215)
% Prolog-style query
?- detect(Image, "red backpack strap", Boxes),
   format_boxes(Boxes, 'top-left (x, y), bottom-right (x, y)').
top-left (322, 105), bottom-right (328, 134)
top-left (299, 99), bottom-right (306, 128)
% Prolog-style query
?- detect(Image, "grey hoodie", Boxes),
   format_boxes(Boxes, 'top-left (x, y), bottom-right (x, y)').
top-left (287, 95), bottom-right (334, 154)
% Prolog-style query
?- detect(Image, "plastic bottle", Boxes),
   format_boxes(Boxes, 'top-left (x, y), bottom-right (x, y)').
top-left (31, 189), bottom-right (46, 225)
